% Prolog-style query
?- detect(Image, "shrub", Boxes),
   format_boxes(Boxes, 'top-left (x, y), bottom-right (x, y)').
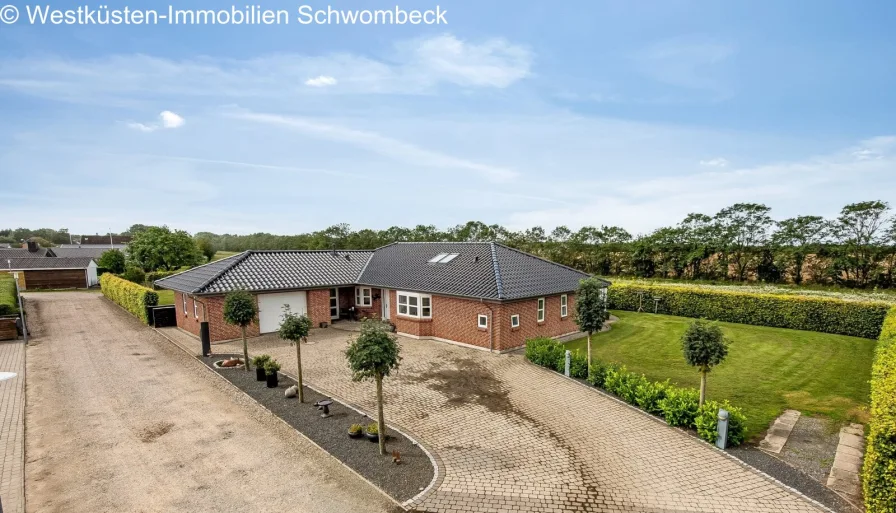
top-left (250, 354), bottom-right (271, 367)
top-left (525, 337), bottom-right (566, 369)
top-left (263, 359), bottom-right (281, 376)
top-left (695, 400), bottom-right (747, 447)
top-left (604, 365), bottom-right (644, 403)
top-left (587, 360), bottom-right (609, 388)
top-left (659, 387), bottom-right (700, 428)
top-left (100, 274), bottom-right (158, 324)
top-left (635, 379), bottom-right (672, 415)
top-left (608, 281), bottom-right (889, 339)
top-left (348, 424), bottom-right (363, 435)
top-left (120, 266), bottom-right (146, 285)
top-left (0, 304), bottom-right (15, 316)
top-left (366, 422), bottom-right (379, 435)
top-left (864, 306), bottom-right (896, 513)
top-left (568, 350), bottom-right (588, 379)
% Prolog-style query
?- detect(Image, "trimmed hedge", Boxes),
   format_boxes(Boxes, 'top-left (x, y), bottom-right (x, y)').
top-left (525, 337), bottom-right (747, 446)
top-left (608, 282), bottom-right (889, 339)
top-left (100, 274), bottom-right (158, 324)
top-left (863, 306), bottom-right (896, 513)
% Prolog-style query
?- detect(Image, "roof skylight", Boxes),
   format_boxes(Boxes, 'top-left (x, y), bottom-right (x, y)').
top-left (428, 253), bottom-right (448, 263)
top-left (429, 253), bottom-right (459, 264)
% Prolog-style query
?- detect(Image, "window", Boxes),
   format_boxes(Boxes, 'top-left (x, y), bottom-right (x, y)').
top-left (355, 287), bottom-right (372, 307)
top-left (478, 314), bottom-right (488, 329)
top-left (194, 298), bottom-right (199, 319)
top-left (428, 253), bottom-right (459, 264)
top-left (397, 291), bottom-right (432, 319)
top-left (182, 294), bottom-right (187, 315)
top-left (510, 314), bottom-right (520, 328)
top-left (560, 294), bottom-right (568, 318)
top-left (537, 298), bottom-right (545, 322)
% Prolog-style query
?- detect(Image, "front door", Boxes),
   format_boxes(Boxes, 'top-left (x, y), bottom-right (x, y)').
top-left (381, 289), bottom-right (391, 320)
top-left (330, 288), bottom-right (339, 320)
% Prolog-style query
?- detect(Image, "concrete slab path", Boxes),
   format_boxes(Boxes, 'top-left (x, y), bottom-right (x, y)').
top-left (759, 410), bottom-right (801, 454)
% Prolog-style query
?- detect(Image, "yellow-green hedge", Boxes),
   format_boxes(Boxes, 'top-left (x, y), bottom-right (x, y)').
top-left (608, 282), bottom-right (889, 339)
top-left (100, 274), bottom-right (158, 324)
top-left (864, 307), bottom-right (896, 512)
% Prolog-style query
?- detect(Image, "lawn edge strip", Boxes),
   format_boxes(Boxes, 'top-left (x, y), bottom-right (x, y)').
top-left (152, 327), bottom-right (442, 510)
top-left (521, 358), bottom-right (837, 513)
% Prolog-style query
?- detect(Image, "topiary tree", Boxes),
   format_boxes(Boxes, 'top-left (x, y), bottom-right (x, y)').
top-left (97, 249), bottom-right (126, 274)
top-left (575, 277), bottom-right (610, 373)
top-left (278, 306), bottom-right (312, 403)
top-left (345, 319), bottom-right (401, 456)
top-left (223, 289), bottom-right (257, 372)
top-left (681, 320), bottom-right (729, 406)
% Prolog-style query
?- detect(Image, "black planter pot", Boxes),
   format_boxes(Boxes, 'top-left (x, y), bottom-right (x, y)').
top-left (255, 367), bottom-right (266, 381)
top-left (348, 430), bottom-right (364, 439)
top-left (266, 372), bottom-right (279, 388)
top-left (365, 432), bottom-right (379, 443)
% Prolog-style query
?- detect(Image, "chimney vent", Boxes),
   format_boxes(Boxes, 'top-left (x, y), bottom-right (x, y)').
top-left (26, 240), bottom-right (38, 253)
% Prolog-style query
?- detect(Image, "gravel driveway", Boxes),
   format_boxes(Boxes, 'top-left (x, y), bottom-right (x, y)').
top-left (24, 292), bottom-right (398, 513)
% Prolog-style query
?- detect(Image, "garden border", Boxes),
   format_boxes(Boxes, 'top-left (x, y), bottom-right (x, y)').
top-left (152, 326), bottom-right (442, 510)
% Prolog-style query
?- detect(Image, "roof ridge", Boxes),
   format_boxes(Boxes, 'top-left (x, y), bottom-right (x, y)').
top-left (196, 250), bottom-right (254, 293)
top-left (154, 251), bottom-right (249, 292)
top-left (489, 242), bottom-right (505, 299)
top-left (493, 242), bottom-right (593, 279)
top-left (355, 252), bottom-right (376, 283)
top-left (248, 249), bottom-right (374, 253)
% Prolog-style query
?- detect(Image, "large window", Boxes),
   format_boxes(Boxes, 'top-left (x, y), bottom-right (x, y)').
top-left (397, 291), bottom-right (432, 318)
top-left (560, 294), bottom-right (568, 318)
top-left (537, 298), bottom-right (545, 322)
top-left (355, 287), bottom-right (372, 307)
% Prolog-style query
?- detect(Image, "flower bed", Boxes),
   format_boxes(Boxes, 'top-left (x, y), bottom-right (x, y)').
top-left (200, 354), bottom-right (434, 503)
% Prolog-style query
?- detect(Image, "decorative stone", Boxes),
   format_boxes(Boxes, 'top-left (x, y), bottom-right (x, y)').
top-left (285, 385), bottom-right (298, 398)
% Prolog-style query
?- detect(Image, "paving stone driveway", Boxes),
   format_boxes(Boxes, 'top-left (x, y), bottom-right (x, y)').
top-left (199, 328), bottom-right (824, 513)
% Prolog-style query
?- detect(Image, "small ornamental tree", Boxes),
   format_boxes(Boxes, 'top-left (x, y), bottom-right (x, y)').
top-left (223, 289), bottom-right (257, 372)
top-left (278, 306), bottom-right (312, 403)
top-left (97, 249), bottom-right (126, 274)
top-left (345, 319), bottom-right (401, 456)
top-left (681, 320), bottom-right (729, 406)
top-left (575, 278), bottom-right (610, 373)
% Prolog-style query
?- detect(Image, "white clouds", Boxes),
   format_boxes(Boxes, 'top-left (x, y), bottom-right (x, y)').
top-left (127, 111), bottom-right (185, 132)
top-left (403, 34), bottom-right (532, 88)
top-left (699, 157), bottom-right (729, 167)
top-left (305, 75), bottom-right (338, 87)
top-left (636, 36), bottom-right (735, 99)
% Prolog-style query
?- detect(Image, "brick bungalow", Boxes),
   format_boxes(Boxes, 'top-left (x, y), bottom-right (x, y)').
top-left (155, 242), bottom-right (609, 352)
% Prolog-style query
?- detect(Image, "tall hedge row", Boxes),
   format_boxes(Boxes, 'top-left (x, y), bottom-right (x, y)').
top-left (864, 307), bottom-right (896, 513)
top-left (100, 274), bottom-right (158, 324)
top-left (608, 282), bottom-right (890, 339)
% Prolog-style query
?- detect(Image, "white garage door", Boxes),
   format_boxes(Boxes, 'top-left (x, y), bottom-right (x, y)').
top-left (258, 291), bottom-right (308, 334)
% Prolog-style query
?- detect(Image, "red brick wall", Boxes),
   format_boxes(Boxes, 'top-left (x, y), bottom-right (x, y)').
top-left (307, 289), bottom-right (331, 327)
top-left (175, 292), bottom-right (260, 342)
top-left (494, 294), bottom-right (579, 351)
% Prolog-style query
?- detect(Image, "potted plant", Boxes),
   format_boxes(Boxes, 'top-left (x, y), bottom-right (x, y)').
top-left (348, 424), bottom-right (364, 439)
top-left (264, 359), bottom-right (281, 388)
top-left (365, 422), bottom-right (379, 443)
top-left (251, 354), bottom-right (271, 381)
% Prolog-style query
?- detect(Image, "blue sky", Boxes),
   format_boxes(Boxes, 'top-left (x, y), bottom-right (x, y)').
top-left (1, 0), bottom-right (895, 236)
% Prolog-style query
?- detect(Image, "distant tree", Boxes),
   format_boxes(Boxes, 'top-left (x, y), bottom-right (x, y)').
top-left (714, 203), bottom-right (774, 281)
top-left (124, 224), bottom-right (151, 236)
top-left (27, 236), bottom-right (55, 248)
top-left (196, 237), bottom-right (216, 262)
top-left (97, 249), bottom-right (126, 274)
top-left (575, 278), bottom-right (610, 374)
top-left (771, 216), bottom-right (828, 284)
top-left (833, 201), bottom-right (891, 286)
top-left (681, 320), bottom-right (730, 406)
top-left (128, 226), bottom-right (203, 271)
top-left (278, 307), bottom-right (312, 403)
top-left (120, 266), bottom-right (146, 285)
top-left (345, 319), bottom-right (401, 456)
top-left (223, 289), bottom-right (257, 372)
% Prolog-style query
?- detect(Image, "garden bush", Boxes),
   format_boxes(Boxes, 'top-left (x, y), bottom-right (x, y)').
top-left (635, 379), bottom-right (672, 415)
top-left (120, 266), bottom-right (146, 286)
top-left (525, 337), bottom-right (566, 368)
top-left (100, 274), bottom-right (158, 324)
top-left (608, 281), bottom-right (889, 339)
top-left (695, 400), bottom-right (747, 447)
top-left (863, 306), bottom-right (896, 513)
top-left (587, 360), bottom-right (612, 388)
top-left (659, 387), bottom-right (701, 428)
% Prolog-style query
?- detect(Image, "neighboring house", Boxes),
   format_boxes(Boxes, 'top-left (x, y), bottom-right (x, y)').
top-left (0, 241), bottom-right (56, 258)
top-left (54, 246), bottom-right (125, 259)
top-left (0, 243), bottom-right (10, 249)
top-left (155, 242), bottom-right (609, 351)
top-left (76, 235), bottom-right (132, 245)
top-left (4, 258), bottom-right (99, 290)
top-left (58, 243), bottom-right (128, 250)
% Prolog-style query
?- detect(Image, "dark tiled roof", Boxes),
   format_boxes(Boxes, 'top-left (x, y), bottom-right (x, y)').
top-left (155, 250), bottom-right (374, 294)
top-left (53, 247), bottom-right (121, 259)
top-left (358, 242), bottom-right (604, 300)
top-left (5, 257), bottom-right (95, 270)
top-left (0, 248), bottom-right (55, 259)
top-left (58, 244), bottom-right (128, 250)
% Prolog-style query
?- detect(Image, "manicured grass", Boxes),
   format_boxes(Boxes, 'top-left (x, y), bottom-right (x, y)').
top-left (565, 311), bottom-right (876, 439)
top-left (0, 273), bottom-right (18, 313)
top-left (155, 289), bottom-right (174, 306)
top-left (212, 251), bottom-right (239, 261)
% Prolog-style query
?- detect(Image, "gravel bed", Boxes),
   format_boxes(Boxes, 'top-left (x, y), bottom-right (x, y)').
top-left (779, 416), bottom-right (840, 483)
top-left (200, 354), bottom-right (434, 503)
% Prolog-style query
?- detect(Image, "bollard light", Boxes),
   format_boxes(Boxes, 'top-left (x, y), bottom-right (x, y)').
top-left (716, 408), bottom-right (729, 449)
top-left (564, 350), bottom-right (571, 377)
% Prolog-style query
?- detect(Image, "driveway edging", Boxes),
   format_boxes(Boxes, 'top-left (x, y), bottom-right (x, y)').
top-left (523, 358), bottom-right (837, 513)
top-left (153, 327), bottom-right (442, 510)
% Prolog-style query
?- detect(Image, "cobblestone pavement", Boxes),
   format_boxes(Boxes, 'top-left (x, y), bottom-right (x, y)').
top-left (168, 326), bottom-right (827, 513)
top-left (0, 338), bottom-right (24, 513)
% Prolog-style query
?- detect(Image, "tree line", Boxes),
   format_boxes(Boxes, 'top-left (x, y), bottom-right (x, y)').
top-left (5, 200), bottom-right (896, 288)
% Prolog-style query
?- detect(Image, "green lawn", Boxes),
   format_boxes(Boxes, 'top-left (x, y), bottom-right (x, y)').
top-left (156, 289), bottom-right (174, 306)
top-left (564, 310), bottom-right (875, 439)
top-left (0, 274), bottom-right (18, 313)
top-left (212, 251), bottom-right (239, 261)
